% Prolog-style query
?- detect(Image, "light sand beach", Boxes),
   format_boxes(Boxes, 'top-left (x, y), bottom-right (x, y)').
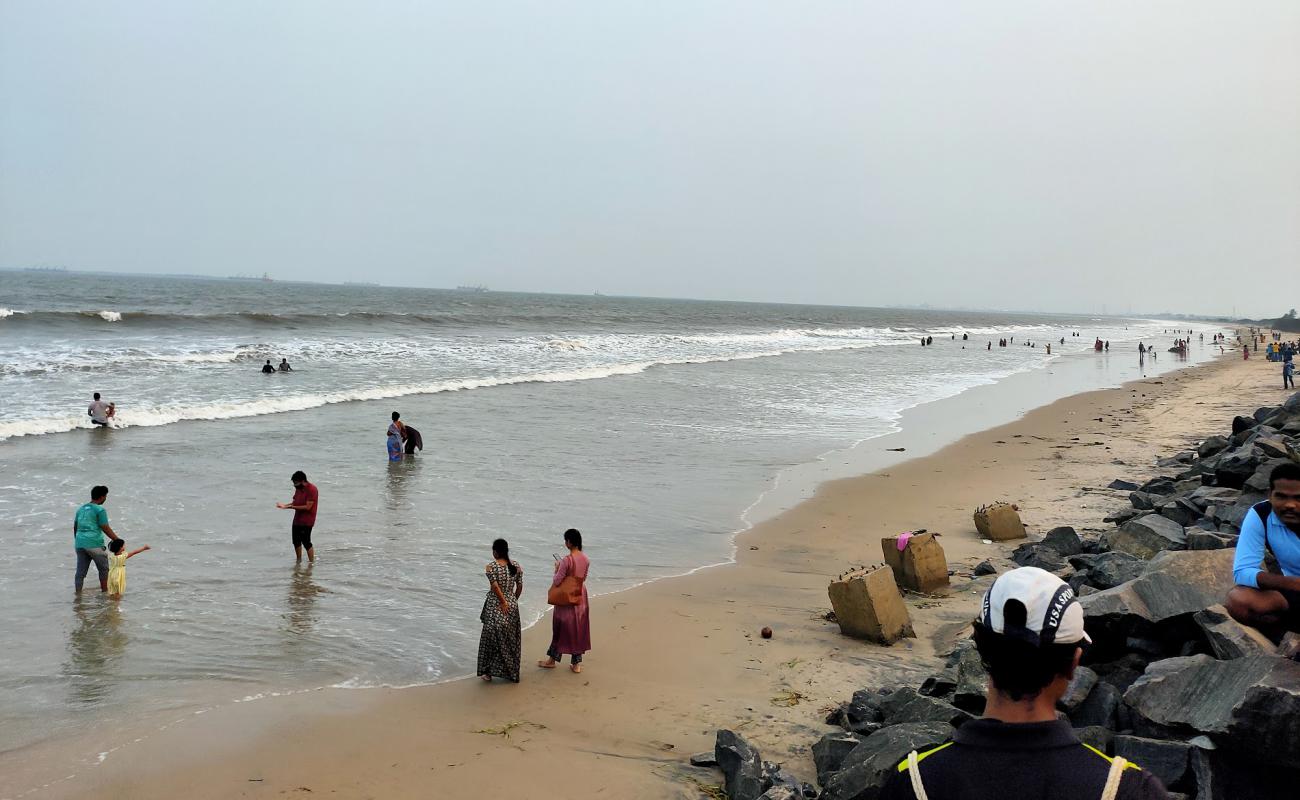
top-left (14, 350), bottom-right (1282, 800)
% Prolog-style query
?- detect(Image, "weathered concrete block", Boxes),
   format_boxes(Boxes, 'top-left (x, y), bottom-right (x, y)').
top-left (828, 565), bottom-right (915, 644)
top-left (881, 532), bottom-right (950, 594)
top-left (973, 502), bottom-right (1026, 541)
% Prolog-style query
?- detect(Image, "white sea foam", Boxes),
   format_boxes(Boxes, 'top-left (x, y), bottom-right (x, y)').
top-left (96, 310), bottom-right (122, 322)
top-left (0, 308), bottom-right (16, 319)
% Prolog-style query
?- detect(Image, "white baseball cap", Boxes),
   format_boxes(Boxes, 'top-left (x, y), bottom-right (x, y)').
top-left (979, 567), bottom-right (1091, 646)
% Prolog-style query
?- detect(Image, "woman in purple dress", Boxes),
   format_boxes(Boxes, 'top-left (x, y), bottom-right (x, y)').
top-left (538, 528), bottom-right (590, 673)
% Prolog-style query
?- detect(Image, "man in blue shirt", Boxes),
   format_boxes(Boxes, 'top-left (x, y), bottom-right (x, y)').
top-left (73, 485), bottom-right (120, 593)
top-left (1227, 462), bottom-right (1300, 639)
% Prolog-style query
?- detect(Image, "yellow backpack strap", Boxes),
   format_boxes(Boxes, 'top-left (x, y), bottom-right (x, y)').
top-left (896, 741), bottom-right (954, 772)
top-left (1100, 755), bottom-right (1128, 800)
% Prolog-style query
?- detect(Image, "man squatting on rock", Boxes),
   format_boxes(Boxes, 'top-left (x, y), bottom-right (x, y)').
top-left (1226, 461), bottom-right (1300, 640)
top-left (880, 567), bottom-right (1170, 800)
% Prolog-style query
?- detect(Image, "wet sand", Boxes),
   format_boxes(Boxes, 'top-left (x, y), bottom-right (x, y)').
top-left (11, 348), bottom-right (1279, 800)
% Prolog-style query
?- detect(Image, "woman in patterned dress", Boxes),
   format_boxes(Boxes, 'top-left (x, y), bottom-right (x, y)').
top-left (477, 538), bottom-right (524, 682)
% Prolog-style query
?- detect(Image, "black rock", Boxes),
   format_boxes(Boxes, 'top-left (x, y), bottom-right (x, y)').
top-left (1080, 550), bottom-right (1237, 657)
top-left (1082, 552), bottom-right (1145, 590)
top-left (1070, 681), bottom-right (1121, 728)
top-left (755, 788), bottom-right (799, 800)
top-left (1074, 725), bottom-right (1114, 754)
top-left (820, 723), bottom-right (952, 800)
top-left (1140, 476), bottom-right (1178, 496)
top-left (1010, 542), bottom-right (1068, 572)
top-left (691, 751), bottom-right (720, 768)
top-left (812, 732), bottom-right (863, 785)
top-left (1042, 526), bottom-right (1084, 556)
top-left (1057, 666), bottom-right (1098, 713)
top-left (1197, 436), bottom-right (1230, 459)
top-left (1104, 514), bottom-right (1187, 559)
top-left (972, 560), bottom-right (997, 577)
top-left (952, 643), bottom-right (988, 714)
top-left (918, 668), bottom-right (956, 698)
top-left (1114, 735), bottom-right (1191, 790)
top-left (1124, 655), bottom-right (1300, 768)
top-left (715, 729), bottom-right (765, 800)
top-left (1193, 605), bottom-right (1277, 659)
top-left (1253, 405), bottom-right (1279, 423)
top-left (1108, 479), bottom-right (1141, 491)
top-left (1103, 507), bottom-right (1143, 525)
top-left (762, 761), bottom-right (801, 793)
top-left (1186, 531), bottom-right (1229, 550)
top-left (1129, 491), bottom-right (1158, 511)
top-left (1232, 415), bottom-right (1257, 435)
top-left (880, 687), bottom-right (973, 728)
top-left (1157, 497), bottom-right (1202, 528)
top-left (1215, 446), bottom-right (1263, 489)
top-left (1256, 436), bottom-right (1295, 460)
top-left (829, 690), bottom-right (886, 734)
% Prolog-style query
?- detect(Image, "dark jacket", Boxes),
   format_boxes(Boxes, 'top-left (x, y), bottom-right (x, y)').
top-left (879, 719), bottom-right (1169, 800)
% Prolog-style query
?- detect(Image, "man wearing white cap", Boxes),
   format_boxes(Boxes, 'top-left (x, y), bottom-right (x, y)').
top-left (881, 567), bottom-right (1170, 800)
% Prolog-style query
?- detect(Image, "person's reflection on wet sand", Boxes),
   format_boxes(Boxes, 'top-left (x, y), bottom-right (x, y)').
top-left (285, 563), bottom-right (326, 636)
top-left (65, 596), bottom-right (127, 706)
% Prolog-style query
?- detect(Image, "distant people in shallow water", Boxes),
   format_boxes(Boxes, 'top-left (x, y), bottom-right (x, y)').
top-left (88, 392), bottom-right (111, 427)
top-left (403, 425), bottom-right (423, 455)
top-left (278, 358), bottom-right (293, 372)
top-left (387, 412), bottom-right (406, 461)
top-left (262, 360), bottom-right (275, 374)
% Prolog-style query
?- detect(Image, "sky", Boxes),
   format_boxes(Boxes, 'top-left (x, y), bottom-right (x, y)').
top-left (1, 2), bottom-right (1296, 317)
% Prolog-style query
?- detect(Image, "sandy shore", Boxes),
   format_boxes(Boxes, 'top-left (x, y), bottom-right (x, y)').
top-left (14, 349), bottom-right (1281, 800)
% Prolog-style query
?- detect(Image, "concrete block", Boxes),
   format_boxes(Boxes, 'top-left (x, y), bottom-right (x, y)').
top-left (828, 565), bottom-right (915, 644)
top-left (881, 532), bottom-right (950, 594)
top-left (973, 502), bottom-right (1026, 541)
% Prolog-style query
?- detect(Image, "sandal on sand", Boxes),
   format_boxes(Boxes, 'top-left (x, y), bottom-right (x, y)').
top-left (570, 664), bottom-right (583, 674)
top-left (537, 659), bottom-right (557, 669)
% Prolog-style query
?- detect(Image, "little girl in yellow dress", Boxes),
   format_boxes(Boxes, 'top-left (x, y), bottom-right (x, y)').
top-left (106, 539), bottom-right (151, 598)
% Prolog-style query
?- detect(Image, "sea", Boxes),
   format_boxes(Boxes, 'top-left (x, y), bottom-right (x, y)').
top-left (0, 271), bottom-right (1227, 760)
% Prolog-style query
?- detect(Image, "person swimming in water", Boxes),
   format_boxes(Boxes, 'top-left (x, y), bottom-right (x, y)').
top-left (261, 360), bottom-right (275, 374)
top-left (278, 358), bottom-right (293, 372)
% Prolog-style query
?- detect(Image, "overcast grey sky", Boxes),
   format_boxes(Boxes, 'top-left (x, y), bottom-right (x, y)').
top-left (2, 2), bottom-right (1296, 316)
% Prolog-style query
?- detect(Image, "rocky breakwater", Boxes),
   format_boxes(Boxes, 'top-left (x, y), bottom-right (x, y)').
top-left (696, 393), bottom-right (1300, 800)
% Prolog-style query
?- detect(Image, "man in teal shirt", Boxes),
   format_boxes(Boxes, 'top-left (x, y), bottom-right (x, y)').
top-left (73, 485), bottom-right (120, 593)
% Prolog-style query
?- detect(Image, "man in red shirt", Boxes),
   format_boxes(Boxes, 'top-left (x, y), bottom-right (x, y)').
top-left (276, 470), bottom-right (319, 562)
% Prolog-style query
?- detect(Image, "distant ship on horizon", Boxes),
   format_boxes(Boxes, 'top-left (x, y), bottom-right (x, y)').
top-left (228, 272), bottom-right (274, 282)
top-left (455, 285), bottom-right (489, 293)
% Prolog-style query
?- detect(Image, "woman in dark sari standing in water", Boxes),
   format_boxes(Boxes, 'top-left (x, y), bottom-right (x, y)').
top-left (539, 528), bottom-right (590, 673)
top-left (477, 539), bottom-right (523, 682)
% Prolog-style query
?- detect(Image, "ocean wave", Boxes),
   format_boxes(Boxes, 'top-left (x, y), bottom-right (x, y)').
top-left (97, 310), bottom-right (122, 322)
top-left (0, 343), bottom-right (877, 441)
top-left (0, 308), bottom-right (496, 329)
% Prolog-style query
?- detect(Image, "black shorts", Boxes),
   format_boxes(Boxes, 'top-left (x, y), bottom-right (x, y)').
top-left (1280, 589), bottom-right (1300, 632)
top-left (292, 524), bottom-right (314, 549)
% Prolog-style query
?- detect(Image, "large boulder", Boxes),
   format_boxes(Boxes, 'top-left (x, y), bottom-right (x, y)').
top-left (1113, 735), bottom-right (1191, 790)
top-left (1124, 655), bottom-right (1300, 768)
top-left (1186, 486), bottom-right (1242, 510)
top-left (1070, 681), bottom-right (1121, 728)
top-left (715, 729), bottom-right (765, 800)
top-left (1104, 514), bottom-right (1188, 559)
top-left (1231, 415), bottom-right (1257, 435)
top-left (880, 687), bottom-right (972, 728)
top-left (828, 689), bottom-right (886, 735)
top-left (820, 723), bottom-right (952, 800)
top-left (1157, 497), bottom-right (1203, 527)
top-left (1080, 549), bottom-right (1236, 655)
top-left (1057, 666), bottom-right (1099, 713)
top-left (1215, 447), bottom-right (1263, 490)
top-left (1010, 542), bottom-right (1068, 572)
top-left (1042, 526), bottom-right (1085, 556)
top-left (813, 732), bottom-right (864, 785)
top-left (1129, 492), bottom-right (1158, 511)
top-left (1198, 436), bottom-right (1230, 459)
top-left (952, 643), bottom-right (989, 714)
top-left (1193, 605), bottom-right (1276, 659)
top-left (1255, 436), bottom-right (1295, 461)
top-left (1069, 551), bottom-right (1146, 590)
